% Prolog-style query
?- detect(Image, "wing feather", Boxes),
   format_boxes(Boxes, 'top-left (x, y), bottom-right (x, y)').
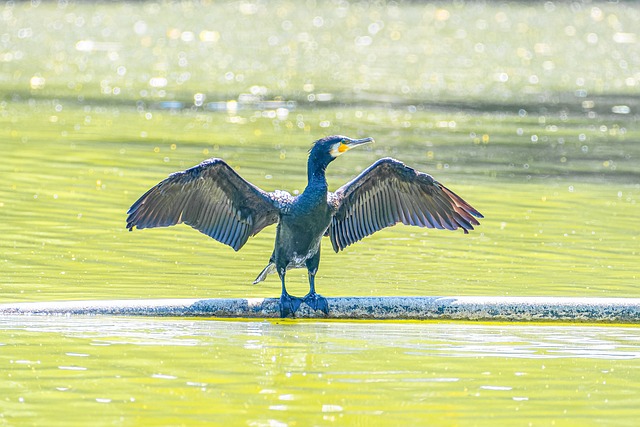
top-left (126, 158), bottom-right (291, 251)
top-left (329, 157), bottom-right (483, 252)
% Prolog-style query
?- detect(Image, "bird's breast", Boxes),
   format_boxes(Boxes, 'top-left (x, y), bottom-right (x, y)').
top-left (276, 201), bottom-right (330, 248)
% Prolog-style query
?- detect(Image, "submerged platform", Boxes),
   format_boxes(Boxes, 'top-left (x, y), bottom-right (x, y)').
top-left (1, 296), bottom-right (639, 322)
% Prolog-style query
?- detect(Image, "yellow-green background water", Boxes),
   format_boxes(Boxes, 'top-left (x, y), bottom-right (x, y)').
top-left (1, 0), bottom-right (639, 425)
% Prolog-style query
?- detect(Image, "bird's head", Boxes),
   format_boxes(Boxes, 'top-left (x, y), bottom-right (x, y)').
top-left (309, 135), bottom-right (374, 169)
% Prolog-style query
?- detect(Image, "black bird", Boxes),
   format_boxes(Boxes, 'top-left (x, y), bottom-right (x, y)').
top-left (126, 135), bottom-right (483, 317)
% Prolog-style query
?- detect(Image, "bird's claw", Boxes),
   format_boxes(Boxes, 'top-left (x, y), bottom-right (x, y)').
top-left (303, 292), bottom-right (329, 315)
top-left (279, 293), bottom-right (302, 318)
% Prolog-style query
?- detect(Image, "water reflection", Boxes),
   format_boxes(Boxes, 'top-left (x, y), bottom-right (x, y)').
top-left (3, 317), bottom-right (640, 424)
top-left (4, 316), bottom-right (640, 361)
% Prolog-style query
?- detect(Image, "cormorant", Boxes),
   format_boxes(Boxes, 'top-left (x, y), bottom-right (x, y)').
top-left (126, 135), bottom-right (483, 317)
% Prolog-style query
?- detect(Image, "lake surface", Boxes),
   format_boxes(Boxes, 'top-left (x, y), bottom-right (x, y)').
top-left (3, 103), bottom-right (638, 302)
top-left (3, 317), bottom-right (640, 426)
top-left (1, 0), bottom-right (640, 425)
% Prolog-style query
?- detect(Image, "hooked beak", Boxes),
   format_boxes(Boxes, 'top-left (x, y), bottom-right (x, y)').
top-left (331, 136), bottom-right (374, 157)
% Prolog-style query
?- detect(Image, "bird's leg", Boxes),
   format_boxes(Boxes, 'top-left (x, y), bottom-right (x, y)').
top-left (278, 268), bottom-right (301, 318)
top-left (302, 265), bottom-right (329, 315)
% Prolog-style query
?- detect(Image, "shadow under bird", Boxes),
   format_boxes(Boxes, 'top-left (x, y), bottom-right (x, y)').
top-left (126, 136), bottom-right (483, 317)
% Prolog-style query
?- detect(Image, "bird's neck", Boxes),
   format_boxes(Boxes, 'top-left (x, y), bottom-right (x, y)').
top-left (306, 158), bottom-right (329, 191)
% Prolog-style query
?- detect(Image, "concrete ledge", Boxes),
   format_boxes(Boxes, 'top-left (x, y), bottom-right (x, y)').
top-left (1, 296), bottom-right (639, 322)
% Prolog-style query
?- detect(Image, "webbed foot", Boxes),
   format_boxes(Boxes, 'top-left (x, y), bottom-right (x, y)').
top-left (279, 293), bottom-right (302, 318)
top-left (303, 292), bottom-right (329, 315)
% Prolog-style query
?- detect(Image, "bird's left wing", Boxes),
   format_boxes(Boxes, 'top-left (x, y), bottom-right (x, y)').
top-left (126, 158), bottom-right (291, 251)
top-left (328, 157), bottom-right (483, 252)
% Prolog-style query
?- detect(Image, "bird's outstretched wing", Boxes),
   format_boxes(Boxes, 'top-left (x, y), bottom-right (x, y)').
top-left (126, 158), bottom-right (291, 251)
top-left (328, 157), bottom-right (483, 252)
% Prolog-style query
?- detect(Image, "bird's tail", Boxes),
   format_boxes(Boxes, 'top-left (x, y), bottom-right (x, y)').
top-left (253, 262), bottom-right (276, 284)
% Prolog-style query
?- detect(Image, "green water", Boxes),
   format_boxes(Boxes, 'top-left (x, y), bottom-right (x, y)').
top-left (3, 318), bottom-right (640, 427)
top-left (2, 0), bottom-right (640, 425)
top-left (3, 103), bottom-right (638, 301)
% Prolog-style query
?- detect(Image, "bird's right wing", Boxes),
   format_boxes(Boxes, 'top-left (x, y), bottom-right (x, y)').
top-left (328, 157), bottom-right (483, 252)
top-left (126, 158), bottom-right (291, 251)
